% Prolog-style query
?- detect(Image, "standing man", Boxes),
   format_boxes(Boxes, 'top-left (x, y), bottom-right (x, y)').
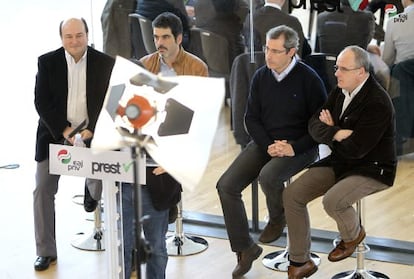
top-left (101, 0), bottom-right (136, 58)
top-left (283, 46), bottom-right (397, 279)
top-left (382, 0), bottom-right (414, 67)
top-left (216, 25), bottom-right (327, 278)
top-left (33, 17), bottom-right (114, 271)
top-left (194, 0), bottom-right (249, 66)
top-left (122, 12), bottom-right (208, 279)
top-left (315, 0), bottom-right (375, 56)
top-left (245, 0), bottom-right (311, 58)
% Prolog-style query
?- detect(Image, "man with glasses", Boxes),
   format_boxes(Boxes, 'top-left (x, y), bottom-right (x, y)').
top-left (283, 45), bottom-right (397, 279)
top-left (216, 25), bottom-right (327, 278)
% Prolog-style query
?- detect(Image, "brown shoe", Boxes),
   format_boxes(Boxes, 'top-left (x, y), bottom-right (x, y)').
top-left (328, 227), bottom-right (366, 262)
top-left (258, 220), bottom-right (286, 243)
top-left (288, 260), bottom-right (318, 279)
top-left (232, 243), bottom-right (263, 278)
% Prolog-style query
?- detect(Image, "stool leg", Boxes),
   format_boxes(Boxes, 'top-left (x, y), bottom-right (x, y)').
top-left (166, 199), bottom-right (208, 256)
top-left (72, 200), bottom-right (105, 251)
top-left (331, 200), bottom-right (390, 279)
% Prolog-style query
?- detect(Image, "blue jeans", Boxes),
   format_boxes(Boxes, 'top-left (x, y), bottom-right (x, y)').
top-left (121, 183), bottom-right (169, 279)
top-left (216, 141), bottom-right (318, 252)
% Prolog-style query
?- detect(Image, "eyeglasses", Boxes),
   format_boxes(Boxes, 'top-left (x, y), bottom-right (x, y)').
top-left (263, 46), bottom-right (287, 55)
top-left (334, 65), bottom-right (361, 72)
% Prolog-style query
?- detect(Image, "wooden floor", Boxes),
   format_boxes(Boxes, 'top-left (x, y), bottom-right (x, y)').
top-left (1, 1), bottom-right (414, 278)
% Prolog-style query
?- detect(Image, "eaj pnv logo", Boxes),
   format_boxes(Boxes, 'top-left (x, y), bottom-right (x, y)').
top-left (57, 149), bottom-right (71, 164)
top-left (57, 149), bottom-right (84, 171)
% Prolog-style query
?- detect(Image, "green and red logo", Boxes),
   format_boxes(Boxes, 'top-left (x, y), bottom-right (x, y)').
top-left (57, 149), bottom-right (71, 164)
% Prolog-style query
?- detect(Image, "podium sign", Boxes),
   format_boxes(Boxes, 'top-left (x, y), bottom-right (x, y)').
top-left (49, 143), bottom-right (145, 183)
top-left (49, 143), bottom-right (146, 279)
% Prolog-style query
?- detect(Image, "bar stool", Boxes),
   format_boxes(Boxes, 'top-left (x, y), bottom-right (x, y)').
top-left (262, 229), bottom-right (321, 271)
top-left (166, 199), bottom-right (208, 256)
top-left (262, 179), bottom-right (321, 272)
top-left (331, 199), bottom-right (390, 279)
top-left (71, 197), bottom-right (105, 251)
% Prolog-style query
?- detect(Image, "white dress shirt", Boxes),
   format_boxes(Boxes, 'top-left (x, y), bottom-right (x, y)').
top-left (65, 50), bottom-right (88, 129)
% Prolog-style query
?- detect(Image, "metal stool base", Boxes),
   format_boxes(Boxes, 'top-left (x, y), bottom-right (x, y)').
top-left (262, 249), bottom-right (321, 272)
top-left (166, 234), bottom-right (208, 256)
top-left (71, 230), bottom-right (105, 251)
top-left (332, 270), bottom-right (390, 279)
top-left (332, 200), bottom-right (389, 279)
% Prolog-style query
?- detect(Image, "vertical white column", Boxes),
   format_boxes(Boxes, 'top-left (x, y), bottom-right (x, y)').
top-left (103, 180), bottom-right (125, 279)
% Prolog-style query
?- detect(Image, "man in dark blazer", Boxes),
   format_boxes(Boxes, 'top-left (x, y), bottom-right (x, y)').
top-left (33, 17), bottom-right (114, 271)
top-left (315, 0), bottom-right (375, 56)
top-left (245, 0), bottom-right (311, 58)
top-left (283, 45), bottom-right (397, 279)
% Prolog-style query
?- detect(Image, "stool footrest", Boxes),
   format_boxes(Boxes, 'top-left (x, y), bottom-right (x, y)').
top-left (332, 270), bottom-right (390, 279)
top-left (262, 249), bottom-right (321, 272)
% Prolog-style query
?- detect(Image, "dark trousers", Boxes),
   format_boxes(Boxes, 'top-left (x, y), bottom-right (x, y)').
top-left (216, 141), bottom-right (318, 252)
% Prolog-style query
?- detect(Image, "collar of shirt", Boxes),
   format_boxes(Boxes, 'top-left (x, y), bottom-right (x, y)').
top-left (341, 75), bottom-right (369, 97)
top-left (264, 2), bottom-right (282, 10)
top-left (159, 56), bottom-right (177, 76)
top-left (64, 49), bottom-right (87, 66)
top-left (340, 75), bottom-right (369, 117)
top-left (157, 47), bottom-right (186, 76)
top-left (271, 56), bottom-right (297, 82)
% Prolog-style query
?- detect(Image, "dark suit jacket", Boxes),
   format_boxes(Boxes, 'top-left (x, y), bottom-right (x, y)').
top-left (34, 46), bottom-right (115, 162)
top-left (309, 75), bottom-right (397, 186)
top-left (316, 5), bottom-right (375, 56)
top-left (246, 5), bottom-right (309, 58)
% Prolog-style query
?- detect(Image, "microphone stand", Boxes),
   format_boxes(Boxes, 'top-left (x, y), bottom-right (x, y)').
top-left (127, 129), bottom-right (152, 279)
top-left (131, 143), bottom-right (143, 279)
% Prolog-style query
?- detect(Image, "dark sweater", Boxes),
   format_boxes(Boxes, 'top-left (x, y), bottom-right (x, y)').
top-left (245, 61), bottom-right (327, 155)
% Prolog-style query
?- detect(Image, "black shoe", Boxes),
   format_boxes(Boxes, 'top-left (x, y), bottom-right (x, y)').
top-left (34, 256), bottom-right (57, 271)
top-left (84, 186), bottom-right (98, 212)
top-left (168, 204), bottom-right (178, 224)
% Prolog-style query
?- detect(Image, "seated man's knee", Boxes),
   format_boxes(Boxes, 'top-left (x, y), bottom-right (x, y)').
top-left (216, 172), bottom-right (231, 192)
top-left (216, 173), bottom-right (243, 199)
top-left (322, 194), bottom-right (342, 216)
top-left (283, 182), bottom-right (308, 205)
top-left (258, 171), bottom-right (285, 193)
